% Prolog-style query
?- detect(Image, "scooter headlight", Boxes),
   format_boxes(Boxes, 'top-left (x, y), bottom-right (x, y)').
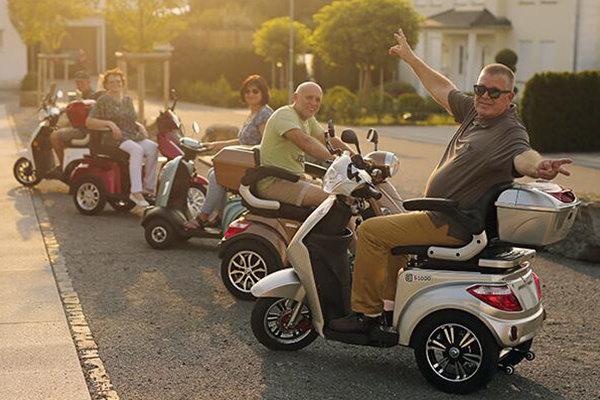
top-left (385, 153), bottom-right (400, 178)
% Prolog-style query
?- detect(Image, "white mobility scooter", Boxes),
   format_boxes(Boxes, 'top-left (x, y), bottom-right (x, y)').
top-left (250, 151), bottom-right (579, 394)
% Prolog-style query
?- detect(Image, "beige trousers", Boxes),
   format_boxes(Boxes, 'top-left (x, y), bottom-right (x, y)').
top-left (351, 212), bottom-right (465, 315)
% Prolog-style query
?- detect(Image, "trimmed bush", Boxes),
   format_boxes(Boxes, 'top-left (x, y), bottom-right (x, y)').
top-left (495, 48), bottom-right (518, 72)
top-left (21, 73), bottom-right (37, 91)
top-left (521, 71), bottom-right (600, 152)
top-left (268, 89), bottom-right (290, 111)
top-left (364, 92), bottom-right (395, 123)
top-left (423, 96), bottom-right (446, 114)
top-left (176, 76), bottom-right (239, 108)
top-left (320, 85), bottom-right (358, 124)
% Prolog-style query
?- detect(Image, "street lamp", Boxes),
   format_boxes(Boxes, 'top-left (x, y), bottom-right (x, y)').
top-left (288, 0), bottom-right (294, 104)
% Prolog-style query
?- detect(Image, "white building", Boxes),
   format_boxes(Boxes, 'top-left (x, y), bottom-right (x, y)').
top-left (0, 0), bottom-right (27, 89)
top-left (0, 0), bottom-right (107, 89)
top-left (403, 0), bottom-right (600, 93)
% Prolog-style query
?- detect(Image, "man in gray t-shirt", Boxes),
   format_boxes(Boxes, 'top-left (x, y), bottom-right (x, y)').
top-left (330, 29), bottom-right (573, 333)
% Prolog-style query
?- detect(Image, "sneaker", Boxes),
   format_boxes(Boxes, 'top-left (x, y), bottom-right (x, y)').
top-left (329, 312), bottom-right (380, 333)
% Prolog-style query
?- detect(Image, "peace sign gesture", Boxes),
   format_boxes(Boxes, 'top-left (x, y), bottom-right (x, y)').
top-left (536, 158), bottom-right (572, 180)
top-left (389, 29), bottom-right (415, 60)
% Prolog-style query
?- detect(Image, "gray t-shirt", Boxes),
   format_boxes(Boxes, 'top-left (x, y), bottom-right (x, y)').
top-left (424, 90), bottom-right (531, 239)
top-left (239, 105), bottom-right (273, 145)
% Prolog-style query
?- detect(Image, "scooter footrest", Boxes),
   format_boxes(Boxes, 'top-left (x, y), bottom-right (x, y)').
top-left (323, 326), bottom-right (399, 348)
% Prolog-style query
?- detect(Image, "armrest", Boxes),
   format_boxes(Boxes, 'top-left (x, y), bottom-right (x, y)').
top-left (403, 197), bottom-right (484, 234)
top-left (305, 162), bottom-right (327, 178)
top-left (241, 166), bottom-right (300, 186)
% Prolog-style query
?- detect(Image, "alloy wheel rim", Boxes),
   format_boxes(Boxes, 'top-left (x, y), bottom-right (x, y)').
top-left (425, 323), bottom-right (483, 382)
top-left (17, 159), bottom-right (36, 183)
top-left (227, 250), bottom-right (267, 293)
top-left (187, 187), bottom-right (206, 218)
top-left (263, 298), bottom-right (313, 344)
top-left (151, 226), bottom-right (168, 243)
top-left (77, 183), bottom-right (100, 211)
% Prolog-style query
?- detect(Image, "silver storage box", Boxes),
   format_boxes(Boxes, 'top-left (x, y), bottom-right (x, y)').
top-left (495, 181), bottom-right (580, 246)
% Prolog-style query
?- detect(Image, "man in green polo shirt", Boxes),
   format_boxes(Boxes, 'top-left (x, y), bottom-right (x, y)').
top-left (257, 81), bottom-right (352, 207)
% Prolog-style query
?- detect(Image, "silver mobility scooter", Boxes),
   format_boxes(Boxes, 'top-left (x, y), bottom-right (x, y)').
top-left (250, 152), bottom-right (579, 394)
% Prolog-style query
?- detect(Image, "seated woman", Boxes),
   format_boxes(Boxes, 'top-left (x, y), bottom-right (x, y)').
top-left (85, 68), bottom-right (159, 207)
top-left (184, 75), bottom-right (273, 230)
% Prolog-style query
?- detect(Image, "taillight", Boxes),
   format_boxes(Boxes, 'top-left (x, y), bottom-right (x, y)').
top-left (532, 272), bottom-right (543, 301)
top-left (223, 219), bottom-right (250, 239)
top-left (467, 284), bottom-right (523, 312)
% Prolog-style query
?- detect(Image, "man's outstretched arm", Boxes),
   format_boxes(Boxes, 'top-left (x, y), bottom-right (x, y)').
top-left (514, 150), bottom-right (572, 179)
top-left (389, 29), bottom-right (457, 114)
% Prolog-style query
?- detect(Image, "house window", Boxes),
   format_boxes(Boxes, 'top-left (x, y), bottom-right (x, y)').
top-left (517, 40), bottom-right (534, 81)
top-left (0, 30), bottom-right (4, 51)
top-left (459, 45), bottom-right (464, 74)
top-left (540, 41), bottom-right (556, 71)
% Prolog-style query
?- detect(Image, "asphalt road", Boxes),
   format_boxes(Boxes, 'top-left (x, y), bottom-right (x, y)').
top-left (5, 94), bottom-right (600, 399)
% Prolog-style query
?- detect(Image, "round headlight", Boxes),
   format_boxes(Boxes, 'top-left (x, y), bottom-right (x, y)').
top-left (385, 152), bottom-right (400, 178)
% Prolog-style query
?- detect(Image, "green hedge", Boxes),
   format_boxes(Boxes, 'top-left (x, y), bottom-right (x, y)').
top-left (521, 71), bottom-right (600, 152)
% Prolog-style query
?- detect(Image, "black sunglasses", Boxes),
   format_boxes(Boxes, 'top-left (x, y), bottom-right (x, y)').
top-left (245, 88), bottom-right (260, 95)
top-left (473, 84), bottom-right (512, 99)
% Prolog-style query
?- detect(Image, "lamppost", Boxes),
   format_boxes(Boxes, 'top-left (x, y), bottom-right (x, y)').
top-left (288, 0), bottom-right (294, 104)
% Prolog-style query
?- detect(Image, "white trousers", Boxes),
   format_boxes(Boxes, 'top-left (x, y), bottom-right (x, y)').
top-left (119, 139), bottom-right (158, 194)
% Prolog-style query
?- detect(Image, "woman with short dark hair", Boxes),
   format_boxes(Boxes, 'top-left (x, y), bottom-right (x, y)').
top-left (184, 75), bottom-right (273, 230)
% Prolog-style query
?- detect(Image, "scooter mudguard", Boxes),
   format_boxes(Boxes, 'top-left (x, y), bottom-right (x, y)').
top-left (191, 174), bottom-right (209, 186)
top-left (250, 268), bottom-right (305, 301)
top-left (221, 199), bottom-right (246, 232)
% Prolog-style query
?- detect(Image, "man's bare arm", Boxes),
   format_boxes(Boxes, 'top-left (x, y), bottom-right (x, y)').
top-left (389, 29), bottom-right (457, 114)
top-left (514, 150), bottom-right (572, 179)
top-left (283, 129), bottom-right (334, 162)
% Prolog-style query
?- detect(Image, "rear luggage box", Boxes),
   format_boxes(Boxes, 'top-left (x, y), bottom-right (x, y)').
top-left (212, 146), bottom-right (258, 192)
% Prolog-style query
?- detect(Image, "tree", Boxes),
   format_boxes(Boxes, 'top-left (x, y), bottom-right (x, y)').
top-left (253, 17), bottom-right (311, 88)
top-left (8, 0), bottom-right (93, 52)
top-left (105, 0), bottom-right (189, 52)
top-left (195, 4), bottom-right (256, 46)
top-left (495, 48), bottom-right (518, 72)
top-left (312, 0), bottom-right (421, 96)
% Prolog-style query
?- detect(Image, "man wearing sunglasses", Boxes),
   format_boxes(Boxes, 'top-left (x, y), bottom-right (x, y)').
top-left (330, 28), bottom-right (573, 333)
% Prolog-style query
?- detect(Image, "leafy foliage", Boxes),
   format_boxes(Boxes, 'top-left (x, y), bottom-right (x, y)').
top-left (8, 0), bottom-right (93, 52)
top-left (521, 71), bottom-right (600, 152)
top-left (105, 0), bottom-right (189, 52)
top-left (253, 17), bottom-right (311, 64)
top-left (319, 85), bottom-right (358, 123)
top-left (495, 48), bottom-right (518, 72)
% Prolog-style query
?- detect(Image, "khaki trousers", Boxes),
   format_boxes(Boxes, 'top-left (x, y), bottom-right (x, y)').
top-left (351, 212), bottom-right (465, 315)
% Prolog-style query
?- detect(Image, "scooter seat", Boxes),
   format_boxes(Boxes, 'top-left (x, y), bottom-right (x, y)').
top-left (241, 198), bottom-right (314, 222)
top-left (87, 129), bottom-right (130, 161)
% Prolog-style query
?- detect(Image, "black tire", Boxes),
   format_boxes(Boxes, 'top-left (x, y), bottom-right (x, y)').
top-left (13, 157), bottom-right (41, 187)
top-left (220, 240), bottom-right (281, 301)
top-left (251, 297), bottom-right (318, 351)
top-left (108, 199), bottom-right (136, 213)
top-left (187, 182), bottom-right (207, 219)
top-left (500, 339), bottom-right (533, 367)
top-left (144, 218), bottom-right (178, 249)
top-left (413, 310), bottom-right (499, 394)
top-left (72, 176), bottom-right (107, 215)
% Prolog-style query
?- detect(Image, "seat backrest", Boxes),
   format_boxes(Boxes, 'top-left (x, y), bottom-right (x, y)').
top-left (87, 129), bottom-right (129, 161)
top-left (472, 181), bottom-right (515, 240)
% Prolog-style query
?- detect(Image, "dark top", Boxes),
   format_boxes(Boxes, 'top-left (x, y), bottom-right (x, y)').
top-left (88, 95), bottom-right (143, 143)
top-left (239, 105), bottom-right (273, 145)
top-left (424, 90), bottom-right (531, 239)
top-left (82, 89), bottom-right (105, 101)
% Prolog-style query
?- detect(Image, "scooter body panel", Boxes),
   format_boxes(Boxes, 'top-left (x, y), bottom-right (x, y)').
top-left (394, 265), bottom-right (544, 348)
top-left (220, 217), bottom-right (289, 265)
top-left (221, 199), bottom-right (246, 231)
top-left (250, 268), bottom-right (305, 301)
top-left (71, 157), bottom-right (126, 195)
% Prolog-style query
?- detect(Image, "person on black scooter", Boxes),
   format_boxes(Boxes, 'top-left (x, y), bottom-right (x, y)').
top-left (48, 71), bottom-right (104, 178)
top-left (255, 81), bottom-right (353, 208)
top-left (184, 75), bottom-right (273, 231)
top-left (330, 28), bottom-right (573, 333)
top-left (85, 68), bottom-right (159, 207)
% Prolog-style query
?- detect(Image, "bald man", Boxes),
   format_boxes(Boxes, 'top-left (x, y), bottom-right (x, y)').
top-left (257, 82), bottom-right (352, 207)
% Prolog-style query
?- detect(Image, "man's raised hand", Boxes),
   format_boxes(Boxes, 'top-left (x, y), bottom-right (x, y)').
top-left (389, 29), bottom-right (414, 60)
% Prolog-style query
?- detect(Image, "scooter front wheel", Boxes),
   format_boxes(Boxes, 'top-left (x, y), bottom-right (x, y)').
top-left (413, 310), bottom-right (499, 394)
top-left (187, 182), bottom-right (207, 219)
top-left (251, 297), bottom-right (318, 351)
top-left (144, 218), bottom-right (178, 249)
top-left (13, 157), bottom-right (41, 187)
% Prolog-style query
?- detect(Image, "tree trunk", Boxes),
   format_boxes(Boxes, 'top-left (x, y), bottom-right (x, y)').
top-left (271, 62), bottom-right (276, 88)
top-left (379, 67), bottom-right (384, 102)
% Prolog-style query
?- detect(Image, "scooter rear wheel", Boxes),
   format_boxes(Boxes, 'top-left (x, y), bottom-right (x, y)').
top-left (220, 240), bottom-right (281, 301)
top-left (251, 297), bottom-right (317, 351)
top-left (413, 310), bottom-right (499, 394)
top-left (108, 199), bottom-right (136, 213)
top-left (187, 182), bottom-right (207, 219)
top-left (73, 176), bottom-right (107, 215)
top-left (13, 157), bottom-right (41, 187)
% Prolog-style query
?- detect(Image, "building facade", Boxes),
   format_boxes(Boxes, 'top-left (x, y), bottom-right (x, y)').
top-left (0, 0), bottom-right (28, 89)
top-left (402, 0), bottom-right (600, 93)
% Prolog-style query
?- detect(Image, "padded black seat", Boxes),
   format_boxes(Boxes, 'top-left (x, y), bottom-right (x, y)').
top-left (87, 129), bottom-right (130, 162)
top-left (390, 182), bottom-right (515, 258)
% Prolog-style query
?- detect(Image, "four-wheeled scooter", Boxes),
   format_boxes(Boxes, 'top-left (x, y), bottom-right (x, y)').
top-left (250, 150), bottom-right (579, 394)
top-left (219, 124), bottom-right (405, 301)
top-left (142, 123), bottom-right (247, 249)
top-left (13, 84), bottom-right (91, 187)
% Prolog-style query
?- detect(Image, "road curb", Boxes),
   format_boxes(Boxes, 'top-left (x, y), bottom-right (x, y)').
top-left (31, 190), bottom-right (120, 400)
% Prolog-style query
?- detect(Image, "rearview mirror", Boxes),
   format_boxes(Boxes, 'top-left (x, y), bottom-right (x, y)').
top-left (56, 90), bottom-right (63, 99)
top-left (192, 121), bottom-right (200, 134)
top-left (341, 129), bottom-right (361, 155)
top-left (367, 128), bottom-right (379, 151)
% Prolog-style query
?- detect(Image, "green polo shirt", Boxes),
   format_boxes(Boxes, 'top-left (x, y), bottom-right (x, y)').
top-left (257, 105), bottom-right (325, 191)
